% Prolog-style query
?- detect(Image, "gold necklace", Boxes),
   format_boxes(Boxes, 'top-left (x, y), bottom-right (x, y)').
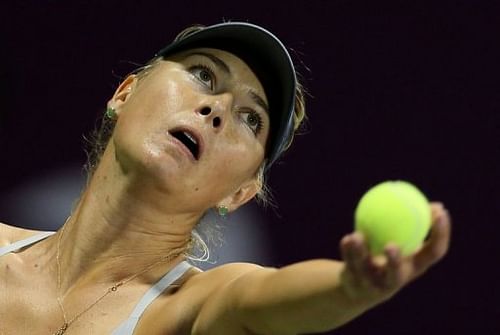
top-left (53, 218), bottom-right (187, 335)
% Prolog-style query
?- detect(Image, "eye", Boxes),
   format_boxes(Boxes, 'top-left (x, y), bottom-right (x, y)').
top-left (239, 109), bottom-right (264, 135)
top-left (189, 65), bottom-right (216, 90)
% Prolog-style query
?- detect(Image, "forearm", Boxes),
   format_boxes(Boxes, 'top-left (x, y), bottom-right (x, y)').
top-left (232, 259), bottom-right (375, 335)
top-left (196, 209), bottom-right (450, 335)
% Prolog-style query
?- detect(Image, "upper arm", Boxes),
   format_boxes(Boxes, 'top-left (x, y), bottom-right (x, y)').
top-left (196, 259), bottom-right (350, 335)
top-left (190, 262), bottom-right (268, 335)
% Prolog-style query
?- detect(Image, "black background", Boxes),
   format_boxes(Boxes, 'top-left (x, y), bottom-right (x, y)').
top-left (1, 0), bottom-right (499, 333)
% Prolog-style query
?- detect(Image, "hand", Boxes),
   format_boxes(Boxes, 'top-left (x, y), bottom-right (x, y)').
top-left (339, 202), bottom-right (451, 305)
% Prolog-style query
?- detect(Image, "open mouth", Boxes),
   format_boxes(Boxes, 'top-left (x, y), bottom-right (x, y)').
top-left (168, 128), bottom-right (201, 160)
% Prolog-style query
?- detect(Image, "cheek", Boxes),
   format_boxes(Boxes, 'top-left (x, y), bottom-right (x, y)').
top-left (134, 79), bottom-right (186, 121)
top-left (209, 141), bottom-right (264, 181)
top-left (117, 78), bottom-right (191, 141)
top-left (149, 80), bottom-right (186, 116)
top-left (111, 86), bottom-right (187, 172)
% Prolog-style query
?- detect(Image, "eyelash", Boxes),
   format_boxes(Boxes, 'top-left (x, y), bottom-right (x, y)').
top-left (189, 64), bottom-right (216, 90)
top-left (239, 109), bottom-right (264, 135)
top-left (188, 62), bottom-right (264, 136)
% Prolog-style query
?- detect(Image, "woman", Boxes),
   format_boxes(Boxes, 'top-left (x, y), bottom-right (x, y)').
top-left (0, 22), bottom-right (451, 335)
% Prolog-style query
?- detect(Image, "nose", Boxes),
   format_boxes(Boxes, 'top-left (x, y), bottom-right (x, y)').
top-left (198, 106), bottom-right (222, 128)
top-left (197, 93), bottom-right (233, 131)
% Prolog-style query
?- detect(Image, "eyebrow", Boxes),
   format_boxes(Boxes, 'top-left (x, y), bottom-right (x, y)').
top-left (186, 51), bottom-right (269, 115)
top-left (249, 90), bottom-right (269, 115)
top-left (187, 51), bottom-right (230, 74)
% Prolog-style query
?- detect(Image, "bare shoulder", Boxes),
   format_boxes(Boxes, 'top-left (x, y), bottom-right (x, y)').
top-left (160, 261), bottom-right (272, 303)
top-left (0, 221), bottom-right (43, 247)
top-left (191, 262), bottom-right (268, 283)
top-left (185, 263), bottom-right (269, 292)
top-left (183, 262), bottom-right (276, 335)
top-left (138, 262), bottom-right (273, 335)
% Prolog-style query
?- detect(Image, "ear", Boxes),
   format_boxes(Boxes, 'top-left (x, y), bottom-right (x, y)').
top-left (106, 75), bottom-right (137, 114)
top-left (218, 177), bottom-right (262, 213)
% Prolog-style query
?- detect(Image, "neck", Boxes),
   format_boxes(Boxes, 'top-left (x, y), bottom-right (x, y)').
top-left (53, 143), bottom-right (202, 295)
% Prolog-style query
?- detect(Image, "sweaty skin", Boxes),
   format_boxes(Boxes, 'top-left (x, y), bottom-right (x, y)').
top-left (0, 47), bottom-right (451, 335)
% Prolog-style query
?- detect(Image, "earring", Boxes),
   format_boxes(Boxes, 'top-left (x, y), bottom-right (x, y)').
top-left (217, 205), bottom-right (229, 218)
top-left (105, 107), bottom-right (117, 119)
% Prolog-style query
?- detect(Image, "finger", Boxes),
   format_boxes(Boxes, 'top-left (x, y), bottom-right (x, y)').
top-left (340, 232), bottom-right (369, 275)
top-left (422, 202), bottom-right (445, 242)
top-left (430, 202), bottom-right (445, 221)
top-left (383, 243), bottom-right (403, 288)
top-left (430, 201), bottom-right (445, 222)
top-left (412, 208), bottom-right (452, 277)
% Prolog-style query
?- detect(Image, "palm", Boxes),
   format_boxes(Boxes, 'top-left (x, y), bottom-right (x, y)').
top-left (340, 202), bottom-right (451, 304)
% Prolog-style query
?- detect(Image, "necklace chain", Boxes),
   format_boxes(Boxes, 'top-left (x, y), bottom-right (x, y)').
top-left (53, 216), bottom-right (186, 335)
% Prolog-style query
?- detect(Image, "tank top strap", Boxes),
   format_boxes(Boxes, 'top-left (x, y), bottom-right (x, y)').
top-left (111, 260), bottom-right (193, 335)
top-left (0, 231), bottom-right (55, 257)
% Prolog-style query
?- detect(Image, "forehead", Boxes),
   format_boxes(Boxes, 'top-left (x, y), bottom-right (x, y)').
top-left (168, 47), bottom-right (268, 103)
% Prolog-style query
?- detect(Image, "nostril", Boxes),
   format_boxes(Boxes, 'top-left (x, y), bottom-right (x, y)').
top-left (200, 107), bottom-right (211, 115)
top-left (213, 117), bottom-right (221, 128)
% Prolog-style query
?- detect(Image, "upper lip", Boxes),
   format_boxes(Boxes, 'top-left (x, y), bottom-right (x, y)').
top-left (167, 126), bottom-right (204, 160)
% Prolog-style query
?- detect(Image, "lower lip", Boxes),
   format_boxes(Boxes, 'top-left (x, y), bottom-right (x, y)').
top-left (167, 133), bottom-right (197, 161)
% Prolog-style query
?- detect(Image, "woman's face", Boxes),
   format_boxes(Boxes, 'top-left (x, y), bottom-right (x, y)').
top-left (111, 48), bottom-right (270, 213)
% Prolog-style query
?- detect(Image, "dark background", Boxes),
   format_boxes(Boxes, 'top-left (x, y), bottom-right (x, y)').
top-left (1, 0), bottom-right (498, 334)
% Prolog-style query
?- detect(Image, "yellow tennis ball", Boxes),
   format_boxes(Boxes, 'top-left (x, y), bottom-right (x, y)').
top-left (354, 180), bottom-right (432, 256)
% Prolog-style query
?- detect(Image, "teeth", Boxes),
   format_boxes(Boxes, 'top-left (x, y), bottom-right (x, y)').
top-left (183, 131), bottom-right (198, 145)
top-left (170, 129), bottom-right (200, 160)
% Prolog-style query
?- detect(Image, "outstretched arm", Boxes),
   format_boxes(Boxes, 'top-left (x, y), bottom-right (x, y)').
top-left (192, 202), bottom-right (451, 335)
